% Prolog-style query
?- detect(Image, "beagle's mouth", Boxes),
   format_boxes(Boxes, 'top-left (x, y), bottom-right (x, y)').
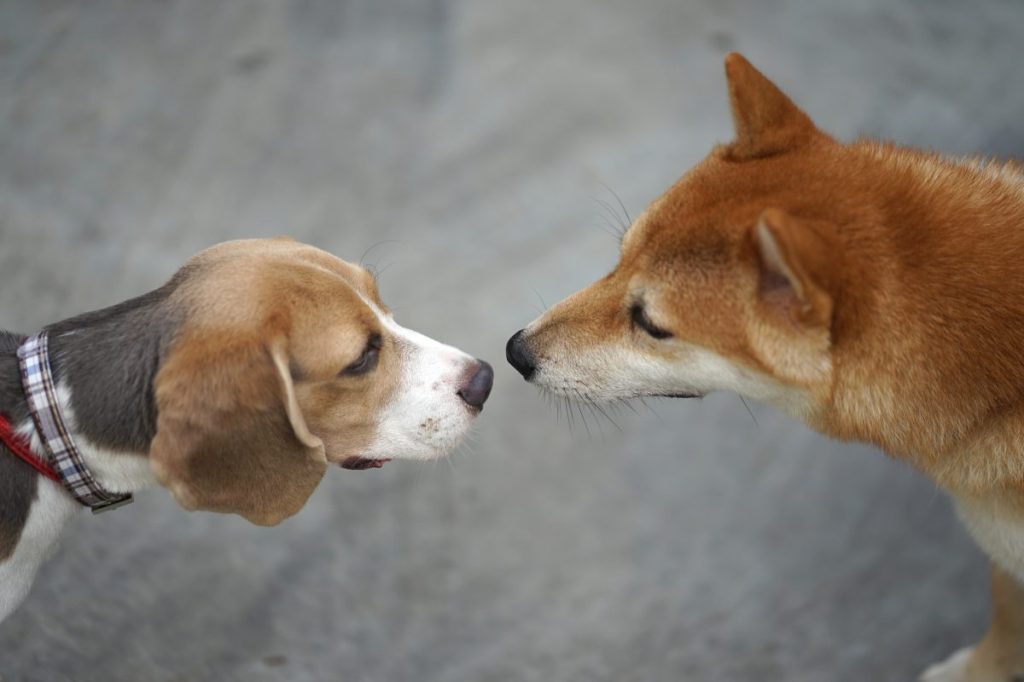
top-left (339, 457), bottom-right (392, 470)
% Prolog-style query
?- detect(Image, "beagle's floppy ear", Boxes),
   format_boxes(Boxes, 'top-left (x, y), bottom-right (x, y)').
top-left (150, 328), bottom-right (327, 526)
top-left (752, 208), bottom-right (838, 330)
top-left (721, 53), bottom-right (819, 159)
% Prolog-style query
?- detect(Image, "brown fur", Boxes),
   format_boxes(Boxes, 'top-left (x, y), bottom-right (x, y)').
top-left (151, 239), bottom-right (402, 526)
top-left (517, 54), bottom-right (1024, 679)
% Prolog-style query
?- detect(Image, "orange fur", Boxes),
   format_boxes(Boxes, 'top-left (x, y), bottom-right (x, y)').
top-left (514, 53), bottom-right (1024, 680)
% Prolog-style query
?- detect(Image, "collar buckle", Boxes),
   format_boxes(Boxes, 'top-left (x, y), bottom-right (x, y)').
top-left (90, 494), bottom-right (134, 515)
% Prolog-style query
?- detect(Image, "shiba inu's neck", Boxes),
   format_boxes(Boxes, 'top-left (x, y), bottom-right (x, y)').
top-left (825, 144), bottom-right (1024, 492)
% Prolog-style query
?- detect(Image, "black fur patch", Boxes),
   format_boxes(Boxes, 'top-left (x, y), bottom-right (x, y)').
top-left (0, 331), bottom-right (36, 561)
top-left (46, 272), bottom-right (187, 453)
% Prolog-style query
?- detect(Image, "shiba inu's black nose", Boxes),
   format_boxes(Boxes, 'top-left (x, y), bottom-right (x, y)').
top-left (505, 330), bottom-right (536, 380)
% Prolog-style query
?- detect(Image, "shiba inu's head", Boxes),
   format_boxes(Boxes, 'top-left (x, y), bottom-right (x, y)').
top-left (507, 54), bottom-right (853, 422)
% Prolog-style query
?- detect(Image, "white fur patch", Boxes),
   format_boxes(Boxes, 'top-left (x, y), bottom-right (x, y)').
top-left (526, 332), bottom-right (810, 417)
top-left (0, 421), bottom-right (79, 623)
top-left (955, 495), bottom-right (1024, 583)
top-left (919, 646), bottom-right (972, 682)
top-left (1, 385), bottom-right (157, 623)
top-left (357, 297), bottom-right (481, 461)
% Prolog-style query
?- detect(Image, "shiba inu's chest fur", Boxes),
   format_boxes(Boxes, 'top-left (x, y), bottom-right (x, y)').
top-left (958, 494), bottom-right (1024, 582)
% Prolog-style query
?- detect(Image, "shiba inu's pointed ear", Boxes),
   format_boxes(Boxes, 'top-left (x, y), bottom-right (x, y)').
top-left (722, 53), bottom-right (818, 159)
top-left (752, 208), bottom-right (835, 329)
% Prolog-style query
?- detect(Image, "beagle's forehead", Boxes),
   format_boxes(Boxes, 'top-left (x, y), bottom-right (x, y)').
top-left (177, 238), bottom-right (383, 326)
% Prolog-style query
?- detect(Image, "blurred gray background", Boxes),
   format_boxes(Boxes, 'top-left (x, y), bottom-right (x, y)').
top-left (2, 1), bottom-right (1022, 680)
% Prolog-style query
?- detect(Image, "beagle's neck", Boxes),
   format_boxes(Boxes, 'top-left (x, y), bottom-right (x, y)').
top-left (1, 280), bottom-right (184, 496)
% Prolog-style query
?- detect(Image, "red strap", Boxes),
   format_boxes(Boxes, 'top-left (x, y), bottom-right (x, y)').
top-left (0, 414), bottom-right (61, 483)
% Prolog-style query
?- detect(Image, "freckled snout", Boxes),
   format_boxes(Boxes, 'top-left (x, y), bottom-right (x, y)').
top-left (457, 360), bottom-right (494, 410)
top-left (505, 330), bottom-right (536, 380)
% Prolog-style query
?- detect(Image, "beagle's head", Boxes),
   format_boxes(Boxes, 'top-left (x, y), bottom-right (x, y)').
top-left (151, 238), bottom-right (492, 526)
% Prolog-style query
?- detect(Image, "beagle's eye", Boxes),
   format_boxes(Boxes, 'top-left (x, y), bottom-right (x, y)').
top-left (341, 333), bottom-right (382, 376)
top-left (630, 303), bottom-right (673, 340)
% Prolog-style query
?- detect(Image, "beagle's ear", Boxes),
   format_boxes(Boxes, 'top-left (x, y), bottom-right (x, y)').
top-left (150, 329), bottom-right (327, 526)
top-left (752, 208), bottom-right (836, 330)
top-left (721, 53), bottom-right (819, 159)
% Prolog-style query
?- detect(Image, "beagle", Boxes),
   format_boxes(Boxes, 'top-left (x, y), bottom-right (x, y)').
top-left (0, 238), bottom-right (493, 624)
top-left (508, 54), bottom-right (1024, 681)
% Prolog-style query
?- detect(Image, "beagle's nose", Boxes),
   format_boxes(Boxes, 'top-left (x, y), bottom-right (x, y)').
top-left (505, 330), bottom-right (536, 380)
top-left (458, 360), bottom-right (494, 410)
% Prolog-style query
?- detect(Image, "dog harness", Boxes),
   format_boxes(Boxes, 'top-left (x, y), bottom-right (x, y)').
top-left (1, 332), bottom-right (134, 513)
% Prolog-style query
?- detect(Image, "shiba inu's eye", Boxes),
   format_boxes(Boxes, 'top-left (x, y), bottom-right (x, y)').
top-left (629, 303), bottom-right (673, 340)
top-left (341, 333), bottom-right (382, 376)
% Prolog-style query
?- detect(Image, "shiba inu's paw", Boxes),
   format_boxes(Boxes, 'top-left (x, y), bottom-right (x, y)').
top-left (920, 648), bottom-right (972, 682)
top-left (920, 644), bottom-right (1024, 682)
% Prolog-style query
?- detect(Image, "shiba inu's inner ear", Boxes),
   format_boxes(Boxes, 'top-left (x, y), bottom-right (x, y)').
top-left (721, 53), bottom-right (818, 160)
top-left (752, 208), bottom-right (835, 329)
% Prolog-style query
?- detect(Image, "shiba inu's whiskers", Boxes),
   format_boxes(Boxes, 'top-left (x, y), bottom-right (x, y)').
top-left (579, 399), bottom-right (600, 437)
top-left (548, 391), bottom-right (566, 429)
top-left (738, 396), bottom-right (759, 426)
top-left (561, 395), bottom-right (574, 434)
top-left (579, 394), bottom-right (622, 433)
top-left (537, 378), bottom-right (665, 434)
top-left (531, 287), bottom-right (549, 312)
top-left (543, 389), bottom-right (557, 422)
top-left (616, 397), bottom-right (639, 415)
top-left (595, 217), bottom-right (625, 242)
top-left (571, 389), bottom-right (605, 439)
top-left (600, 182), bottom-right (633, 227)
top-left (595, 198), bottom-right (630, 241)
top-left (594, 403), bottom-right (622, 432)
top-left (542, 383), bottom-right (627, 437)
top-left (638, 397), bottom-right (663, 423)
top-left (574, 400), bottom-right (593, 438)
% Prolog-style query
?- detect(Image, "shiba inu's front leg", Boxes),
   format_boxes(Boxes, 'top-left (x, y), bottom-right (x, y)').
top-left (921, 565), bottom-right (1024, 682)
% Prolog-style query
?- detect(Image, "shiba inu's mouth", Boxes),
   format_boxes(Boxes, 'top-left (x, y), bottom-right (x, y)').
top-left (508, 325), bottom-right (716, 405)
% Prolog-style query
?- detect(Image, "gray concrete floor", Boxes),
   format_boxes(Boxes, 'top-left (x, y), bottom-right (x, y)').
top-left (2, 1), bottom-right (1023, 680)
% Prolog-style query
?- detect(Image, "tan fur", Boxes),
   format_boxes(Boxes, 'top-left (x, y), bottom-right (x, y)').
top-left (968, 566), bottom-right (1024, 680)
top-left (151, 239), bottom-right (403, 526)
top-left (516, 54), bottom-right (1024, 679)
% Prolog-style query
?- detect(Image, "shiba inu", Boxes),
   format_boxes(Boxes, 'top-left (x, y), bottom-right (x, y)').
top-left (507, 54), bottom-right (1024, 681)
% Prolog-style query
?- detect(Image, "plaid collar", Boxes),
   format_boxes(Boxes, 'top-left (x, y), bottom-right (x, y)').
top-left (17, 332), bottom-right (133, 514)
